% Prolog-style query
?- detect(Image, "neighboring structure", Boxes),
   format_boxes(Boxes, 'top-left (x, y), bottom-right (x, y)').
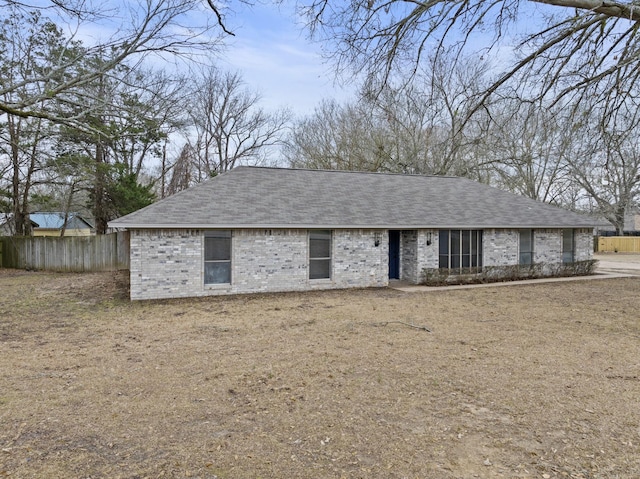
top-left (30, 212), bottom-right (94, 237)
top-left (596, 207), bottom-right (640, 236)
top-left (109, 167), bottom-right (603, 300)
top-left (0, 214), bottom-right (11, 235)
top-left (0, 213), bottom-right (38, 236)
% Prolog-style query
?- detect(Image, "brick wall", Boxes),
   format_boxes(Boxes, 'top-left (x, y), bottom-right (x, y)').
top-left (401, 230), bottom-right (438, 283)
top-left (419, 230), bottom-right (439, 270)
top-left (575, 229), bottom-right (594, 261)
top-left (479, 228), bottom-right (593, 267)
top-left (332, 230), bottom-right (388, 288)
top-left (483, 229), bottom-right (519, 266)
top-left (129, 227), bottom-right (594, 300)
top-left (232, 229), bottom-right (308, 293)
top-left (130, 228), bottom-right (388, 300)
top-left (400, 230), bottom-right (418, 283)
top-left (130, 229), bottom-right (202, 300)
top-left (533, 229), bottom-right (562, 264)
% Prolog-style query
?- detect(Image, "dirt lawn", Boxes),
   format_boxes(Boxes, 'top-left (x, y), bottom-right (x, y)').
top-left (1, 271), bottom-right (639, 479)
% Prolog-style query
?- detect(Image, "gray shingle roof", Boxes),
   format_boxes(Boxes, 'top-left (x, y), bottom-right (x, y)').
top-left (109, 166), bottom-right (603, 229)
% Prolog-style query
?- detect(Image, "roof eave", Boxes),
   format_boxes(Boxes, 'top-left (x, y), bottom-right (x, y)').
top-left (108, 222), bottom-right (602, 230)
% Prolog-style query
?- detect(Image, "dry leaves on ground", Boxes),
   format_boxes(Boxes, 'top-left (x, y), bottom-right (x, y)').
top-left (0, 270), bottom-right (639, 478)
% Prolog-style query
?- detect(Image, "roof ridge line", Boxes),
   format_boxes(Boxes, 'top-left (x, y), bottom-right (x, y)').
top-left (238, 165), bottom-right (460, 179)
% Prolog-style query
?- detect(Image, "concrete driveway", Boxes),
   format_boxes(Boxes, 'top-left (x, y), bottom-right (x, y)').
top-left (594, 253), bottom-right (640, 275)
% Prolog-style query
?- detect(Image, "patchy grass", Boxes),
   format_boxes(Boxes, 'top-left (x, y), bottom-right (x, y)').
top-left (1, 270), bottom-right (639, 478)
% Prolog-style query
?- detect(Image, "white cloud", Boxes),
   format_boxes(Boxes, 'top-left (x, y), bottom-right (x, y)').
top-left (218, 3), bottom-right (354, 116)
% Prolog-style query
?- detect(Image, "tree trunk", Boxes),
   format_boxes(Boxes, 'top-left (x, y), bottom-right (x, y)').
top-left (93, 141), bottom-right (108, 234)
top-left (60, 182), bottom-right (77, 237)
top-left (613, 206), bottom-right (625, 236)
top-left (8, 116), bottom-right (32, 236)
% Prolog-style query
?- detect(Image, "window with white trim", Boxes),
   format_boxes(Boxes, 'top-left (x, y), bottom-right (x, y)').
top-left (519, 229), bottom-right (534, 265)
top-left (204, 231), bottom-right (231, 284)
top-left (309, 230), bottom-right (331, 279)
top-left (438, 230), bottom-right (483, 271)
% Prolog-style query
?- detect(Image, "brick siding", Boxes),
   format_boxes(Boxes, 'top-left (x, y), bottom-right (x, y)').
top-left (130, 228), bottom-right (388, 300)
top-left (129, 227), bottom-right (594, 300)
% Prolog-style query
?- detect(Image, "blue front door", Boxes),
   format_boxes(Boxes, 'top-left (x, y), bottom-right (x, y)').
top-left (389, 230), bottom-right (400, 279)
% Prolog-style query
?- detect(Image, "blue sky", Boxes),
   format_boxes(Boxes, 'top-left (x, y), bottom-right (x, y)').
top-left (216, 1), bottom-right (353, 117)
top-left (55, 0), bottom-right (345, 117)
top-left (211, 0), bottom-right (542, 118)
top-left (59, 0), bottom-right (566, 121)
top-left (66, 0), bottom-right (548, 119)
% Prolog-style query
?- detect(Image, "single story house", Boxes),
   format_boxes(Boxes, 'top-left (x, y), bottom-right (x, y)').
top-left (30, 212), bottom-right (94, 237)
top-left (109, 167), bottom-right (603, 300)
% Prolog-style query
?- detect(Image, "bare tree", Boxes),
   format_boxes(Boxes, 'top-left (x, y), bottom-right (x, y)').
top-left (0, 114), bottom-right (53, 235)
top-left (0, 0), bottom-right (223, 133)
top-left (370, 55), bottom-right (493, 177)
top-left (187, 67), bottom-right (291, 178)
top-left (106, 69), bottom-right (187, 179)
top-left (165, 143), bottom-right (198, 196)
top-left (482, 99), bottom-right (573, 204)
top-left (285, 54), bottom-right (493, 178)
top-left (284, 98), bottom-right (392, 172)
top-left (300, 0), bottom-right (640, 119)
top-left (0, 9), bottom-right (60, 235)
top-left (43, 151), bottom-right (95, 236)
top-left (49, 55), bottom-right (184, 233)
top-left (564, 103), bottom-right (640, 234)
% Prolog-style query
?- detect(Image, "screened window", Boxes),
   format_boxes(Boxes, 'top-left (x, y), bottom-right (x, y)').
top-left (439, 230), bottom-right (483, 271)
top-left (519, 229), bottom-right (534, 265)
top-left (309, 230), bottom-right (331, 279)
top-left (562, 229), bottom-right (575, 263)
top-left (204, 231), bottom-right (231, 284)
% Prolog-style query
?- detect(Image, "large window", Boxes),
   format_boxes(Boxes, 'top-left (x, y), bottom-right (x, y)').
top-left (309, 230), bottom-right (331, 279)
top-left (204, 231), bottom-right (231, 284)
top-left (562, 229), bottom-right (575, 263)
top-left (519, 229), bottom-right (534, 265)
top-left (439, 230), bottom-right (483, 271)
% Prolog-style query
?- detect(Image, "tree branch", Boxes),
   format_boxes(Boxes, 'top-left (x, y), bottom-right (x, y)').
top-left (532, 0), bottom-right (640, 22)
top-left (206, 0), bottom-right (235, 36)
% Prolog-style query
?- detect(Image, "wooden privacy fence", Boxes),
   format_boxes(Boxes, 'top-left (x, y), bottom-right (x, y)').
top-left (597, 236), bottom-right (640, 253)
top-left (0, 232), bottom-right (129, 272)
